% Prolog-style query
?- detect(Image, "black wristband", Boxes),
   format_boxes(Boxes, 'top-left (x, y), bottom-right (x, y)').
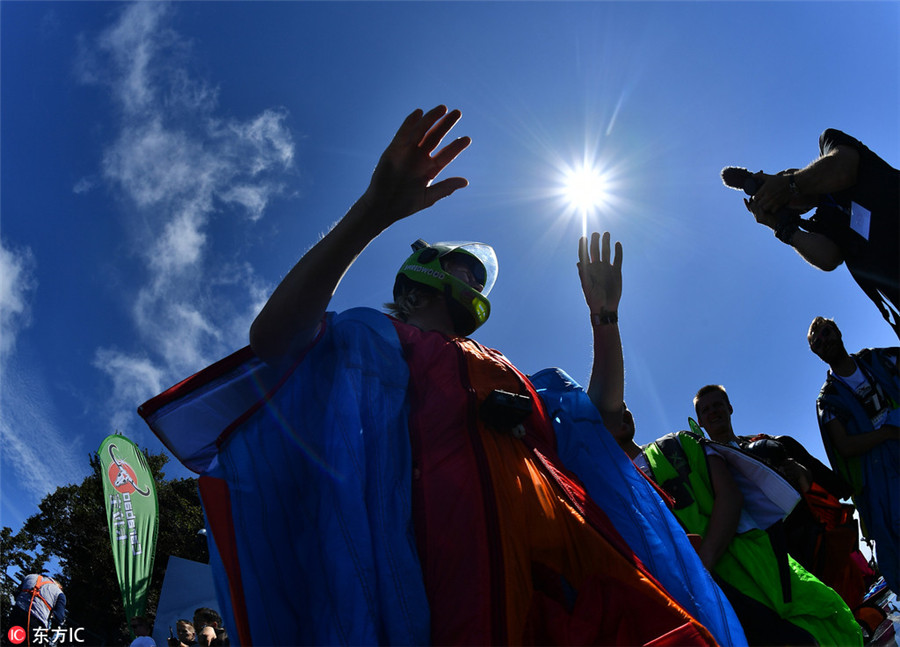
top-left (773, 210), bottom-right (802, 245)
top-left (591, 311), bottom-right (618, 326)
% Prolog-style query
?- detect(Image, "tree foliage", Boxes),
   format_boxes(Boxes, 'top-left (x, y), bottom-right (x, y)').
top-left (1, 447), bottom-right (207, 645)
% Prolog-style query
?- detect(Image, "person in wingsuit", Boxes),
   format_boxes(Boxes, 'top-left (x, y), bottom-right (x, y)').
top-left (147, 105), bottom-right (749, 647)
top-left (809, 316), bottom-right (900, 594)
top-left (584, 327), bottom-right (862, 644)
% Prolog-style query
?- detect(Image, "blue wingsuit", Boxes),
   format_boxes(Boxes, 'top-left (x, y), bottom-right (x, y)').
top-left (143, 307), bottom-right (747, 646)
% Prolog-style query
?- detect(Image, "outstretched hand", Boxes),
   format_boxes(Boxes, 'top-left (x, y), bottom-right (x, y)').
top-left (578, 231), bottom-right (622, 316)
top-left (744, 197), bottom-right (779, 230)
top-left (362, 105), bottom-right (471, 228)
top-left (749, 171), bottom-right (793, 215)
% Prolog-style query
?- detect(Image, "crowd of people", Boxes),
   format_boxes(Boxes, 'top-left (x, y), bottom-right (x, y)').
top-left (2, 581), bottom-right (228, 647)
top-left (124, 607), bottom-right (229, 647)
top-left (228, 106), bottom-right (899, 644)
top-left (131, 105), bottom-right (897, 645)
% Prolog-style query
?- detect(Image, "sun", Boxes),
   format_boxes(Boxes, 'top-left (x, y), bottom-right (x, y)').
top-left (563, 165), bottom-right (611, 214)
top-left (553, 159), bottom-right (616, 238)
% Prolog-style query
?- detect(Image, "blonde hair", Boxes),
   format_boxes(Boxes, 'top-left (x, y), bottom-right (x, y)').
top-left (384, 284), bottom-right (439, 321)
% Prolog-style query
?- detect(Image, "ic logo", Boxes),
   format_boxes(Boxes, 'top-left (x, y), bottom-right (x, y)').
top-left (7, 626), bottom-right (26, 645)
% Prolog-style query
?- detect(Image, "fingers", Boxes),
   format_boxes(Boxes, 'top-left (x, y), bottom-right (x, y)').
top-left (412, 105), bottom-right (448, 140)
top-left (577, 235), bottom-right (588, 266)
top-left (424, 177), bottom-right (469, 208)
top-left (390, 108), bottom-right (426, 147)
top-left (420, 108), bottom-right (461, 152)
top-left (432, 136), bottom-right (472, 175)
top-left (391, 105), bottom-right (455, 151)
top-left (579, 231), bottom-right (623, 268)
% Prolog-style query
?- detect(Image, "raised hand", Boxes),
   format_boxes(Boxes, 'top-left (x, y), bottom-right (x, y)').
top-left (362, 105), bottom-right (471, 228)
top-left (250, 106), bottom-right (471, 363)
top-left (578, 231), bottom-right (623, 316)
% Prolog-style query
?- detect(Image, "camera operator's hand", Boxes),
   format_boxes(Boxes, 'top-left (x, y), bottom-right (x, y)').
top-left (744, 197), bottom-right (779, 230)
top-left (749, 171), bottom-right (793, 215)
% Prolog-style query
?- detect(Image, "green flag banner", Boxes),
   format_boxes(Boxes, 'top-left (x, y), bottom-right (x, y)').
top-left (98, 434), bottom-right (159, 622)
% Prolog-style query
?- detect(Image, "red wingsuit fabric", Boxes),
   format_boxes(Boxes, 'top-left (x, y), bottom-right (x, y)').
top-left (396, 321), bottom-right (717, 646)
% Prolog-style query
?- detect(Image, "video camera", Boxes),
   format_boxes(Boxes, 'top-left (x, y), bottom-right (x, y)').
top-left (721, 166), bottom-right (805, 243)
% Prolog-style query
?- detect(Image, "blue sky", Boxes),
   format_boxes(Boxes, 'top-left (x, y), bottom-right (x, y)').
top-left (1, 1), bottom-right (897, 542)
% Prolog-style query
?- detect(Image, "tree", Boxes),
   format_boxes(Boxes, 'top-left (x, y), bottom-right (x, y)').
top-left (1, 448), bottom-right (207, 645)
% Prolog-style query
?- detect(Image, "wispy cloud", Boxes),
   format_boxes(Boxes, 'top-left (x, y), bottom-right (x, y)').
top-left (0, 243), bottom-right (82, 505)
top-left (76, 2), bottom-right (295, 436)
top-left (0, 239), bottom-right (37, 360)
top-left (1, 355), bottom-right (83, 507)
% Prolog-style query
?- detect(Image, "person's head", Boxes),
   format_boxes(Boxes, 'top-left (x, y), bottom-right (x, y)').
top-left (807, 316), bottom-right (847, 364)
top-left (693, 384), bottom-right (734, 440)
top-left (612, 405), bottom-right (643, 459)
top-left (176, 620), bottom-right (195, 644)
top-left (192, 608), bottom-right (222, 632)
top-left (130, 616), bottom-right (152, 637)
top-left (387, 239), bottom-right (497, 336)
top-left (611, 405), bottom-right (636, 444)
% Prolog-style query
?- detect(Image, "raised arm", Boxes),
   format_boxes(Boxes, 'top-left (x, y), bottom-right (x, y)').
top-left (750, 144), bottom-right (860, 215)
top-left (249, 106), bottom-right (471, 364)
top-left (781, 230), bottom-right (845, 271)
top-left (744, 193), bottom-right (845, 271)
top-left (578, 231), bottom-right (624, 433)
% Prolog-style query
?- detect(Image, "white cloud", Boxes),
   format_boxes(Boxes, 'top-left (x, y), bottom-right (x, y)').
top-left (0, 240), bottom-right (37, 360)
top-left (230, 109), bottom-right (296, 172)
top-left (75, 3), bottom-right (295, 432)
top-left (219, 185), bottom-right (271, 221)
top-left (93, 348), bottom-right (167, 432)
top-left (72, 177), bottom-right (97, 194)
top-left (96, 2), bottom-right (171, 116)
top-left (102, 119), bottom-right (215, 209)
top-left (0, 355), bottom-right (83, 504)
top-left (150, 208), bottom-right (208, 276)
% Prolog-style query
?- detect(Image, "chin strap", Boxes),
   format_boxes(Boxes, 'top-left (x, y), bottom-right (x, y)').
top-left (444, 285), bottom-right (476, 336)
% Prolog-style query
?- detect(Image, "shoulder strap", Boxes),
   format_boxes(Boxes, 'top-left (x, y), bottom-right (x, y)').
top-left (27, 575), bottom-right (54, 614)
top-left (651, 433), bottom-right (696, 511)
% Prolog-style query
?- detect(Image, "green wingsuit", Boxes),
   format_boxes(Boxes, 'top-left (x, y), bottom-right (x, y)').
top-left (644, 431), bottom-right (862, 647)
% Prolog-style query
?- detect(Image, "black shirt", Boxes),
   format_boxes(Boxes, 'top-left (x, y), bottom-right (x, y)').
top-left (809, 129), bottom-right (900, 335)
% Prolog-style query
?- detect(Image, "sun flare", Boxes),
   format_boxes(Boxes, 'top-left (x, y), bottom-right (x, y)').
top-left (555, 160), bottom-right (617, 238)
top-left (564, 166), bottom-right (610, 214)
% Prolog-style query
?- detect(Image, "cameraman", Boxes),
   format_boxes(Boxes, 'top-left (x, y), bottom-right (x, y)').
top-left (167, 620), bottom-right (196, 647)
top-left (744, 129), bottom-right (899, 338)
